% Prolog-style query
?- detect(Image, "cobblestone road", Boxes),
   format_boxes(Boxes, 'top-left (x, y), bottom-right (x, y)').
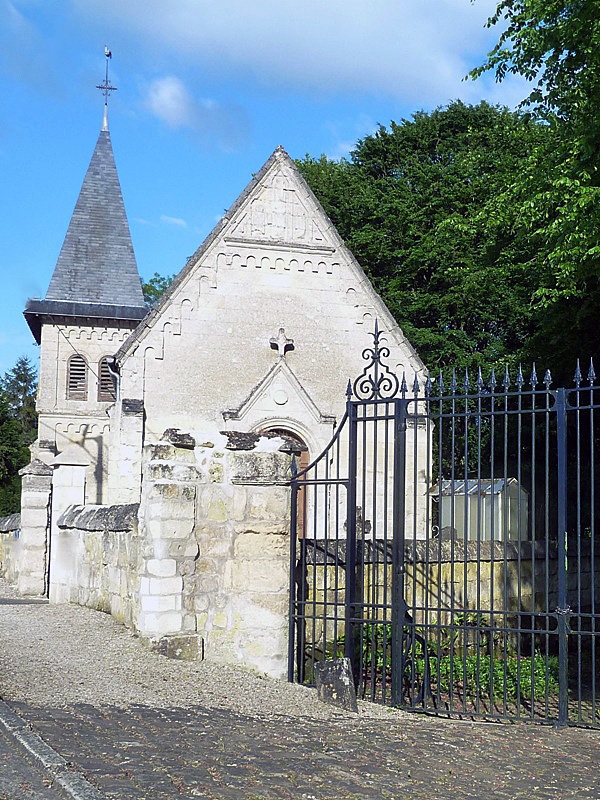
top-left (0, 580), bottom-right (598, 800)
top-left (6, 699), bottom-right (600, 800)
top-left (0, 726), bottom-right (68, 800)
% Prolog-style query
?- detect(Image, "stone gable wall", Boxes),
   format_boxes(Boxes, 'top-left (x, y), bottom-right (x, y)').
top-left (118, 154), bottom-right (425, 454)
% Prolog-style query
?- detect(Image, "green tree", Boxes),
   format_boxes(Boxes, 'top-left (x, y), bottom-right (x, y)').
top-left (471, 0), bottom-right (600, 378)
top-left (142, 272), bottom-right (174, 307)
top-left (298, 101), bottom-right (550, 375)
top-left (0, 356), bottom-right (37, 443)
top-left (0, 357), bottom-right (38, 516)
top-left (0, 393), bottom-right (30, 515)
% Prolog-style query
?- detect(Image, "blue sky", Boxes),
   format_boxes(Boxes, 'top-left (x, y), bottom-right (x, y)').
top-left (0, 0), bottom-right (525, 376)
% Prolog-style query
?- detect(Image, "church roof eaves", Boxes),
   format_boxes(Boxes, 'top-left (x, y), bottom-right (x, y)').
top-left (24, 298), bottom-right (147, 344)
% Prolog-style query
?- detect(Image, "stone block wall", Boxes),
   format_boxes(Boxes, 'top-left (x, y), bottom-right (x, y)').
top-left (303, 540), bottom-right (600, 655)
top-left (136, 433), bottom-right (292, 678)
top-left (52, 504), bottom-right (140, 626)
top-left (0, 513), bottom-right (22, 586)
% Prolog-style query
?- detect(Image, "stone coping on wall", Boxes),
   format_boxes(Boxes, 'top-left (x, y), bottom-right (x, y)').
top-left (0, 513), bottom-right (21, 533)
top-left (300, 538), bottom-right (570, 565)
top-left (57, 504), bottom-right (139, 532)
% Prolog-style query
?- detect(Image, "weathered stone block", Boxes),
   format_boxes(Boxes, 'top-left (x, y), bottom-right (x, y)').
top-left (209, 462), bottom-right (224, 483)
top-left (137, 611), bottom-right (182, 637)
top-left (148, 482), bottom-right (181, 500)
top-left (16, 574), bottom-right (46, 596)
top-left (233, 603), bottom-right (282, 632)
top-left (205, 495), bottom-right (228, 522)
top-left (168, 541), bottom-right (200, 559)
top-left (20, 492), bottom-right (50, 510)
top-left (148, 443), bottom-right (176, 461)
top-left (146, 558), bottom-right (177, 577)
top-left (181, 614), bottom-right (197, 632)
top-left (314, 658), bottom-right (358, 713)
top-left (196, 612), bottom-right (209, 630)
top-left (212, 611), bottom-right (228, 629)
top-left (147, 462), bottom-right (199, 482)
top-left (233, 521), bottom-right (288, 536)
top-left (231, 560), bottom-right (287, 593)
top-left (233, 532), bottom-right (288, 560)
top-left (145, 517), bottom-right (193, 540)
top-left (18, 529), bottom-right (47, 549)
top-left (232, 487), bottom-right (247, 520)
top-left (195, 573), bottom-right (220, 594)
top-left (22, 508), bottom-right (50, 529)
top-left (247, 486), bottom-right (290, 520)
top-left (230, 452), bottom-right (292, 485)
top-left (161, 429), bottom-right (196, 450)
top-left (148, 575), bottom-right (183, 595)
top-left (141, 594), bottom-right (181, 612)
top-left (194, 595), bottom-right (209, 613)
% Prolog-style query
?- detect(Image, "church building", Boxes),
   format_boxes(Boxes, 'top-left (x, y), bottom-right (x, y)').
top-left (1, 84), bottom-right (426, 677)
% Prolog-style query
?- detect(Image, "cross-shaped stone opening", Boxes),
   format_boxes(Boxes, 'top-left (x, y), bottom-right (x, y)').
top-left (270, 328), bottom-right (294, 359)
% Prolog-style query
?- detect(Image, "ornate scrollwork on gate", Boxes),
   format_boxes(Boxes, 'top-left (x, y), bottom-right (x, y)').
top-left (352, 320), bottom-right (400, 400)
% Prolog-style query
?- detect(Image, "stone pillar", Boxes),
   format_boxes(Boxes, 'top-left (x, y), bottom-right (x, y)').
top-left (48, 445), bottom-right (89, 604)
top-left (16, 459), bottom-right (53, 596)
top-left (107, 399), bottom-right (144, 505)
top-left (136, 440), bottom-right (199, 646)
top-left (134, 432), bottom-right (292, 674)
top-left (191, 443), bottom-right (292, 679)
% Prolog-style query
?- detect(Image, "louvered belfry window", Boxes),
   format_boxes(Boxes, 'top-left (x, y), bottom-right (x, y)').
top-left (98, 357), bottom-right (116, 402)
top-left (67, 355), bottom-right (88, 400)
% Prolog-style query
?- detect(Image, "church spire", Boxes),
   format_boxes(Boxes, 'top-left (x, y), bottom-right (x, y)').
top-left (23, 51), bottom-right (146, 342)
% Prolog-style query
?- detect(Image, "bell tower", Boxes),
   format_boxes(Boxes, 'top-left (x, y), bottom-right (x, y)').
top-left (23, 50), bottom-right (147, 503)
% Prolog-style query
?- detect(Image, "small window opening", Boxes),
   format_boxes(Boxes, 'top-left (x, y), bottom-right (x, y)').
top-left (98, 357), bottom-right (116, 402)
top-left (67, 355), bottom-right (88, 401)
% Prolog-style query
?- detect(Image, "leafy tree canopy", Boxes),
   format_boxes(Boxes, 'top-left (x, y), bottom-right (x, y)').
top-left (142, 272), bottom-right (175, 307)
top-left (470, 1), bottom-right (600, 377)
top-left (298, 101), bottom-right (550, 375)
top-left (0, 357), bottom-right (37, 516)
top-left (0, 356), bottom-right (38, 444)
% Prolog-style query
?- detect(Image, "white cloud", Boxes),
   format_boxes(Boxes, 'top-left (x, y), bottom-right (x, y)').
top-left (146, 76), bottom-right (194, 129)
top-left (72, 0), bottom-right (518, 107)
top-left (143, 75), bottom-right (249, 148)
top-left (160, 214), bottom-right (188, 228)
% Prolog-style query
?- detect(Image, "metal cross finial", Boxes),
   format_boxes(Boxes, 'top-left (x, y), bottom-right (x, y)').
top-left (96, 46), bottom-right (117, 124)
top-left (270, 328), bottom-right (294, 359)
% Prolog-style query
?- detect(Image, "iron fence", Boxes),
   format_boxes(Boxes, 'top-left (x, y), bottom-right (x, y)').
top-left (289, 324), bottom-right (599, 727)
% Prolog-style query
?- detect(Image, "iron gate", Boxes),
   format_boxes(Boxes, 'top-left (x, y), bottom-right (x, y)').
top-left (288, 324), bottom-right (600, 727)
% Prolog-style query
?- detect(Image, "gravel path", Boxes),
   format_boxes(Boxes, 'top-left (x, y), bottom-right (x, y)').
top-left (1, 578), bottom-right (599, 800)
top-left (0, 578), bottom-right (386, 723)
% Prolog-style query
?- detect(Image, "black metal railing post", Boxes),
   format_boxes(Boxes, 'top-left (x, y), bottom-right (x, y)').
top-left (391, 396), bottom-right (408, 706)
top-left (288, 457), bottom-right (299, 683)
top-left (555, 387), bottom-right (571, 726)
top-left (345, 397), bottom-right (359, 681)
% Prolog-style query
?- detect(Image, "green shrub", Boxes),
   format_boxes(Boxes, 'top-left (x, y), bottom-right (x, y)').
top-left (334, 620), bottom-right (560, 702)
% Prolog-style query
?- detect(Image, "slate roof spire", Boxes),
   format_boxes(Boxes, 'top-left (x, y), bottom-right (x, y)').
top-left (44, 122), bottom-right (144, 307)
top-left (24, 52), bottom-right (146, 342)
